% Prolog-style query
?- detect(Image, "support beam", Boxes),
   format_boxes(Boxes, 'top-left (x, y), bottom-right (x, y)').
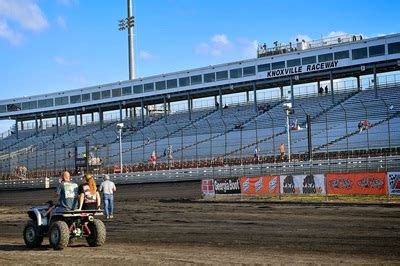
top-left (188, 93), bottom-right (192, 120)
top-left (164, 96), bottom-right (168, 123)
top-left (356, 76), bottom-right (361, 91)
top-left (99, 107), bottom-right (103, 129)
top-left (91, 112), bottom-right (94, 123)
top-left (66, 112), bottom-right (69, 131)
top-left (15, 119), bottom-right (19, 139)
top-left (219, 88), bottom-right (223, 116)
top-left (35, 115), bottom-right (38, 135)
top-left (56, 112), bottom-right (59, 135)
top-left (80, 114), bottom-right (83, 126)
top-left (246, 90), bottom-right (250, 102)
top-left (141, 99), bottom-right (145, 127)
top-left (74, 111), bottom-right (78, 133)
top-left (330, 71), bottom-right (335, 103)
top-left (373, 65), bottom-right (378, 98)
top-left (119, 102), bottom-right (123, 122)
top-left (290, 77), bottom-right (295, 107)
top-left (253, 83), bottom-right (257, 113)
top-left (280, 86), bottom-right (284, 99)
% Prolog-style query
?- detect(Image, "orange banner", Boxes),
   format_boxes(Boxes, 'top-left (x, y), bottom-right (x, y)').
top-left (326, 172), bottom-right (387, 195)
top-left (240, 176), bottom-right (280, 195)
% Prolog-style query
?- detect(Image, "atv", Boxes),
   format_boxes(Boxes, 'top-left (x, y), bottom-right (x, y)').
top-left (23, 201), bottom-right (106, 250)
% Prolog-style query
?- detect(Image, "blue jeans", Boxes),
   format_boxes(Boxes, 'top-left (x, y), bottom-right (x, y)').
top-left (103, 194), bottom-right (114, 217)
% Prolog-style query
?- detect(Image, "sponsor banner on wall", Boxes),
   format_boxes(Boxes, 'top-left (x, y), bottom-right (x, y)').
top-left (214, 177), bottom-right (241, 194)
top-left (280, 174), bottom-right (326, 194)
top-left (326, 172), bottom-right (387, 195)
top-left (387, 172), bottom-right (400, 195)
top-left (240, 176), bottom-right (280, 195)
top-left (201, 179), bottom-right (215, 198)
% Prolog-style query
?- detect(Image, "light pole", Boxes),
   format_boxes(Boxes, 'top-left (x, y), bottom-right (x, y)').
top-left (118, 0), bottom-right (135, 80)
top-left (283, 102), bottom-right (293, 162)
top-left (117, 123), bottom-right (124, 173)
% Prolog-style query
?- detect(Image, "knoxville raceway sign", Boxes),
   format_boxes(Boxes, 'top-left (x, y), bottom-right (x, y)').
top-left (266, 60), bottom-right (340, 78)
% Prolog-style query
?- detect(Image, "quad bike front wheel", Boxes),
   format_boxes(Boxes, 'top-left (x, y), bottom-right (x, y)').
top-left (23, 220), bottom-right (43, 248)
top-left (86, 219), bottom-right (106, 247)
top-left (49, 221), bottom-right (70, 250)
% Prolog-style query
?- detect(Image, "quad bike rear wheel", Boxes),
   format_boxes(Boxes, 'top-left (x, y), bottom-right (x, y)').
top-left (23, 220), bottom-right (43, 248)
top-left (86, 219), bottom-right (106, 247)
top-left (49, 221), bottom-right (70, 250)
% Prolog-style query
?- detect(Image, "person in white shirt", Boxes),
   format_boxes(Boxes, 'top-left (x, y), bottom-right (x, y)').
top-left (99, 175), bottom-right (116, 219)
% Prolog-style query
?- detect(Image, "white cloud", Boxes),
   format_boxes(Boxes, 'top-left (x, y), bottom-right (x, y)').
top-left (0, 19), bottom-right (22, 45)
top-left (139, 50), bottom-right (155, 60)
top-left (211, 34), bottom-right (229, 45)
top-left (0, 0), bottom-right (48, 44)
top-left (56, 15), bottom-right (67, 29)
top-left (195, 34), bottom-right (233, 57)
top-left (0, 0), bottom-right (48, 31)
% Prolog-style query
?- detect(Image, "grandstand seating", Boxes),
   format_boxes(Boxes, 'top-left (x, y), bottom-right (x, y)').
top-left (0, 82), bottom-right (399, 179)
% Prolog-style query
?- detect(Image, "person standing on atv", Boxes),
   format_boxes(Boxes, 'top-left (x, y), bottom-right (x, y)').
top-left (77, 174), bottom-right (101, 210)
top-left (56, 171), bottom-right (78, 210)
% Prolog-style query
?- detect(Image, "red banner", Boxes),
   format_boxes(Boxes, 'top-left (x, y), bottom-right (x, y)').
top-left (240, 176), bottom-right (280, 195)
top-left (326, 172), bottom-right (387, 195)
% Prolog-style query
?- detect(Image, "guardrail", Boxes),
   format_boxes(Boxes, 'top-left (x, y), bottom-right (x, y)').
top-left (1, 156), bottom-right (398, 191)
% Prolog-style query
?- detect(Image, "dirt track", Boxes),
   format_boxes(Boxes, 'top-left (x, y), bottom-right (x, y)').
top-left (1, 181), bottom-right (400, 264)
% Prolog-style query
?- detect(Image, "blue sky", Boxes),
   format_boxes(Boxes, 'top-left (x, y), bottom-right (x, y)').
top-left (0, 0), bottom-right (399, 131)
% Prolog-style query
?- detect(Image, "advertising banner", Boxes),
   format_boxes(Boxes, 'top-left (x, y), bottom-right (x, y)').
top-left (326, 172), bottom-right (387, 195)
top-left (280, 174), bottom-right (326, 194)
top-left (387, 172), bottom-right (400, 195)
top-left (201, 179), bottom-right (215, 198)
top-left (214, 177), bottom-right (241, 194)
top-left (240, 176), bottom-right (280, 195)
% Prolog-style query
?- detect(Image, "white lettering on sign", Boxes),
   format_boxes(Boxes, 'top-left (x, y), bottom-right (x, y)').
top-left (266, 60), bottom-right (339, 78)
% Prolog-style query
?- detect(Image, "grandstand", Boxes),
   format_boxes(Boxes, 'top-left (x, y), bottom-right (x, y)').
top-left (0, 33), bottom-right (400, 181)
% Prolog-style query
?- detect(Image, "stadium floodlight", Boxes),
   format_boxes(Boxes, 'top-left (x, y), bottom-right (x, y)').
top-left (117, 123), bottom-right (124, 173)
top-left (282, 103), bottom-right (292, 162)
top-left (118, 0), bottom-right (135, 80)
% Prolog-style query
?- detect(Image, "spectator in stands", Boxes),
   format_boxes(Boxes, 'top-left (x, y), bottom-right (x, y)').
top-left (253, 147), bottom-right (258, 162)
top-left (324, 85), bottom-right (329, 94)
top-left (215, 101), bottom-right (220, 110)
top-left (167, 145), bottom-right (173, 161)
top-left (99, 174), bottom-right (116, 219)
top-left (56, 171), bottom-right (78, 210)
top-left (150, 151), bottom-right (157, 167)
top-left (280, 143), bottom-right (285, 160)
top-left (363, 119), bottom-right (370, 130)
top-left (77, 174), bottom-right (101, 210)
top-left (318, 86), bottom-right (323, 94)
top-left (358, 121), bottom-right (363, 132)
top-left (223, 104), bottom-right (228, 109)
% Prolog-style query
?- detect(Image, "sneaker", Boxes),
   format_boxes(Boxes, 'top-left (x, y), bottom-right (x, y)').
top-left (109, 215), bottom-right (113, 219)
top-left (106, 216), bottom-right (110, 219)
